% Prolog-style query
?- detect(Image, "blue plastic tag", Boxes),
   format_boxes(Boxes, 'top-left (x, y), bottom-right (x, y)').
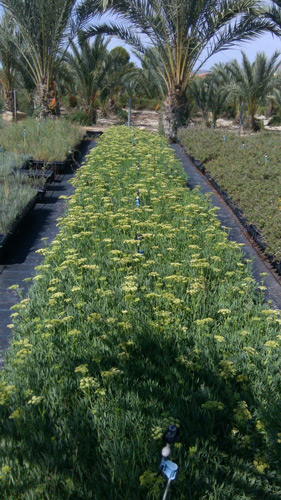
top-left (160, 458), bottom-right (178, 481)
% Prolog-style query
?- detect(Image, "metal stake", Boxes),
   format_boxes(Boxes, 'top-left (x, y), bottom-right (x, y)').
top-left (238, 101), bottom-right (245, 136)
top-left (13, 90), bottom-right (17, 123)
top-left (128, 96), bottom-right (132, 127)
top-left (162, 479), bottom-right (172, 500)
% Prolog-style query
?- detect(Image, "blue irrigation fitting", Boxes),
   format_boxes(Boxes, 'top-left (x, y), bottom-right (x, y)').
top-left (223, 135), bottom-right (226, 142)
top-left (264, 154), bottom-right (268, 165)
top-left (23, 127), bottom-right (26, 136)
top-left (159, 425), bottom-right (179, 499)
top-left (160, 458), bottom-right (178, 481)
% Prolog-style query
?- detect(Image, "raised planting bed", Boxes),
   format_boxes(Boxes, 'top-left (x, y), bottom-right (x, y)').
top-left (0, 127), bottom-right (281, 499)
top-left (0, 152), bottom-right (31, 175)
top-left (0, 152), bottom-right (52, 262)
top-left (178, 127), bottom-right (281, 274)
top-left (0, 136), bottom-right (96, 263)
top-left (29, 134), bottom-right (98, 175)
top-left (0, 123), bottom-right (90, 263)
top-left (19, 165), bottom-right (54, 187)
top-left (0, 152), bottom-right (52, 200)
top-left (0, 117), bottom-right (84, 162)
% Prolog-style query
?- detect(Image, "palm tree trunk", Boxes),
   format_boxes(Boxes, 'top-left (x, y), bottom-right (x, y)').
top-left (3, 88), bottom-right (14, 114)
top-left (162, 88), bottom-right (188, 142)
top-left (34, 78), bottom-right (60, 118)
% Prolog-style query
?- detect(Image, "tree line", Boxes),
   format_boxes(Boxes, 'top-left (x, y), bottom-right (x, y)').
top-left (190, 51), bottom-right (281, 131)
top-left (0, 0), bottom-right (281, 139)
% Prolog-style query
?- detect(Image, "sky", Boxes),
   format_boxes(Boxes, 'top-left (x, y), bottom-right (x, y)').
top-left (101, 6), bottom-right (281, 72)
top-left (0, 2), bottom-right (280, 74)
top-left (106, 30), bottom-right (281, 71)
top-left (202, 32), bottom-right (281, 70)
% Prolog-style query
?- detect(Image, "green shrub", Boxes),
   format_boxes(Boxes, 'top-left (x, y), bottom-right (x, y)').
top-left (66, 110), bottom-right (96, 126)
top-left (0, 127), bottom-right (281, 499)
top-left (256, 105), bottom-right (267, 116)
top-left (16, 90), bottom-right (34, 116)
top-left (116, 108), bottom-right (128, 123)
top-left (133, 97), bottom-right (162, 110)
top-left (117, 96), bottom-right (162, 111)
top-left (267, 113), bottom-right (281, 126)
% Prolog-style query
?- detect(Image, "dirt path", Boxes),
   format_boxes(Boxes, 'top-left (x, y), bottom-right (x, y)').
top-left (85, 109), bottom-right (159, 134)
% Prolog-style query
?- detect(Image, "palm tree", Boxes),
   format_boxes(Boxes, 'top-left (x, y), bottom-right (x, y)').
top-left (66, 36), bottom-right (111, 123)
top-left (270, 87), bottom-right (281, 109)
top-left (190, 76), bottom-right (211, 125)
top-left (225, 51), bottom-right (280, 130)
top-left (0, 0), bottom-right (87, 116)
top-left (80, 0), bottom-right (274, 141)
top-left (139, 48), bottom-right (166, 100)
top-left (105, 46), bottom-right (136, 111)
top-left (190, 70), bottom-right (229, 127)
top-left (0, 12), bottom-right (18, 113)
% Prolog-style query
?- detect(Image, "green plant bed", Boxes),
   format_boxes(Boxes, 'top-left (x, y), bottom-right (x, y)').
top-left (178, 127), bottom-right (281, 260)
top-left (0, 174), bottom-right (37, 236)
top-left (0, 117), bottom-right (84, 162)
top-left (0, 127), bottom-right (281, 499)
top-left (0, 153), bottom-right (47, 239)
top-left (0, 152), bottom-right (31, 176)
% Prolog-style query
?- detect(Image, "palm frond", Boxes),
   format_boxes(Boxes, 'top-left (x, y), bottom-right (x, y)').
top-left (80, 0), bottom-right (277, 97)
top-left (81, 22), bottom-right (146, 53)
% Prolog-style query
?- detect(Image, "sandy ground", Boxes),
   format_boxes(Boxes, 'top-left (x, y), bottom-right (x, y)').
top-left (214, 115), bottom-right (281, 134)
top-left (86, 109), bottom-right (281, 135)
top-left (84, 109), bottom-right (160, 133)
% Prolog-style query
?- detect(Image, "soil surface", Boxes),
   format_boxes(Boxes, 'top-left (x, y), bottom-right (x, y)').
top-left (85, 109), bottom-right (159, 134)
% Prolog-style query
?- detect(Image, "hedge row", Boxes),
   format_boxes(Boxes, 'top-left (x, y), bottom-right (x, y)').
top-left (0, 127), bottom-right (281, 499)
